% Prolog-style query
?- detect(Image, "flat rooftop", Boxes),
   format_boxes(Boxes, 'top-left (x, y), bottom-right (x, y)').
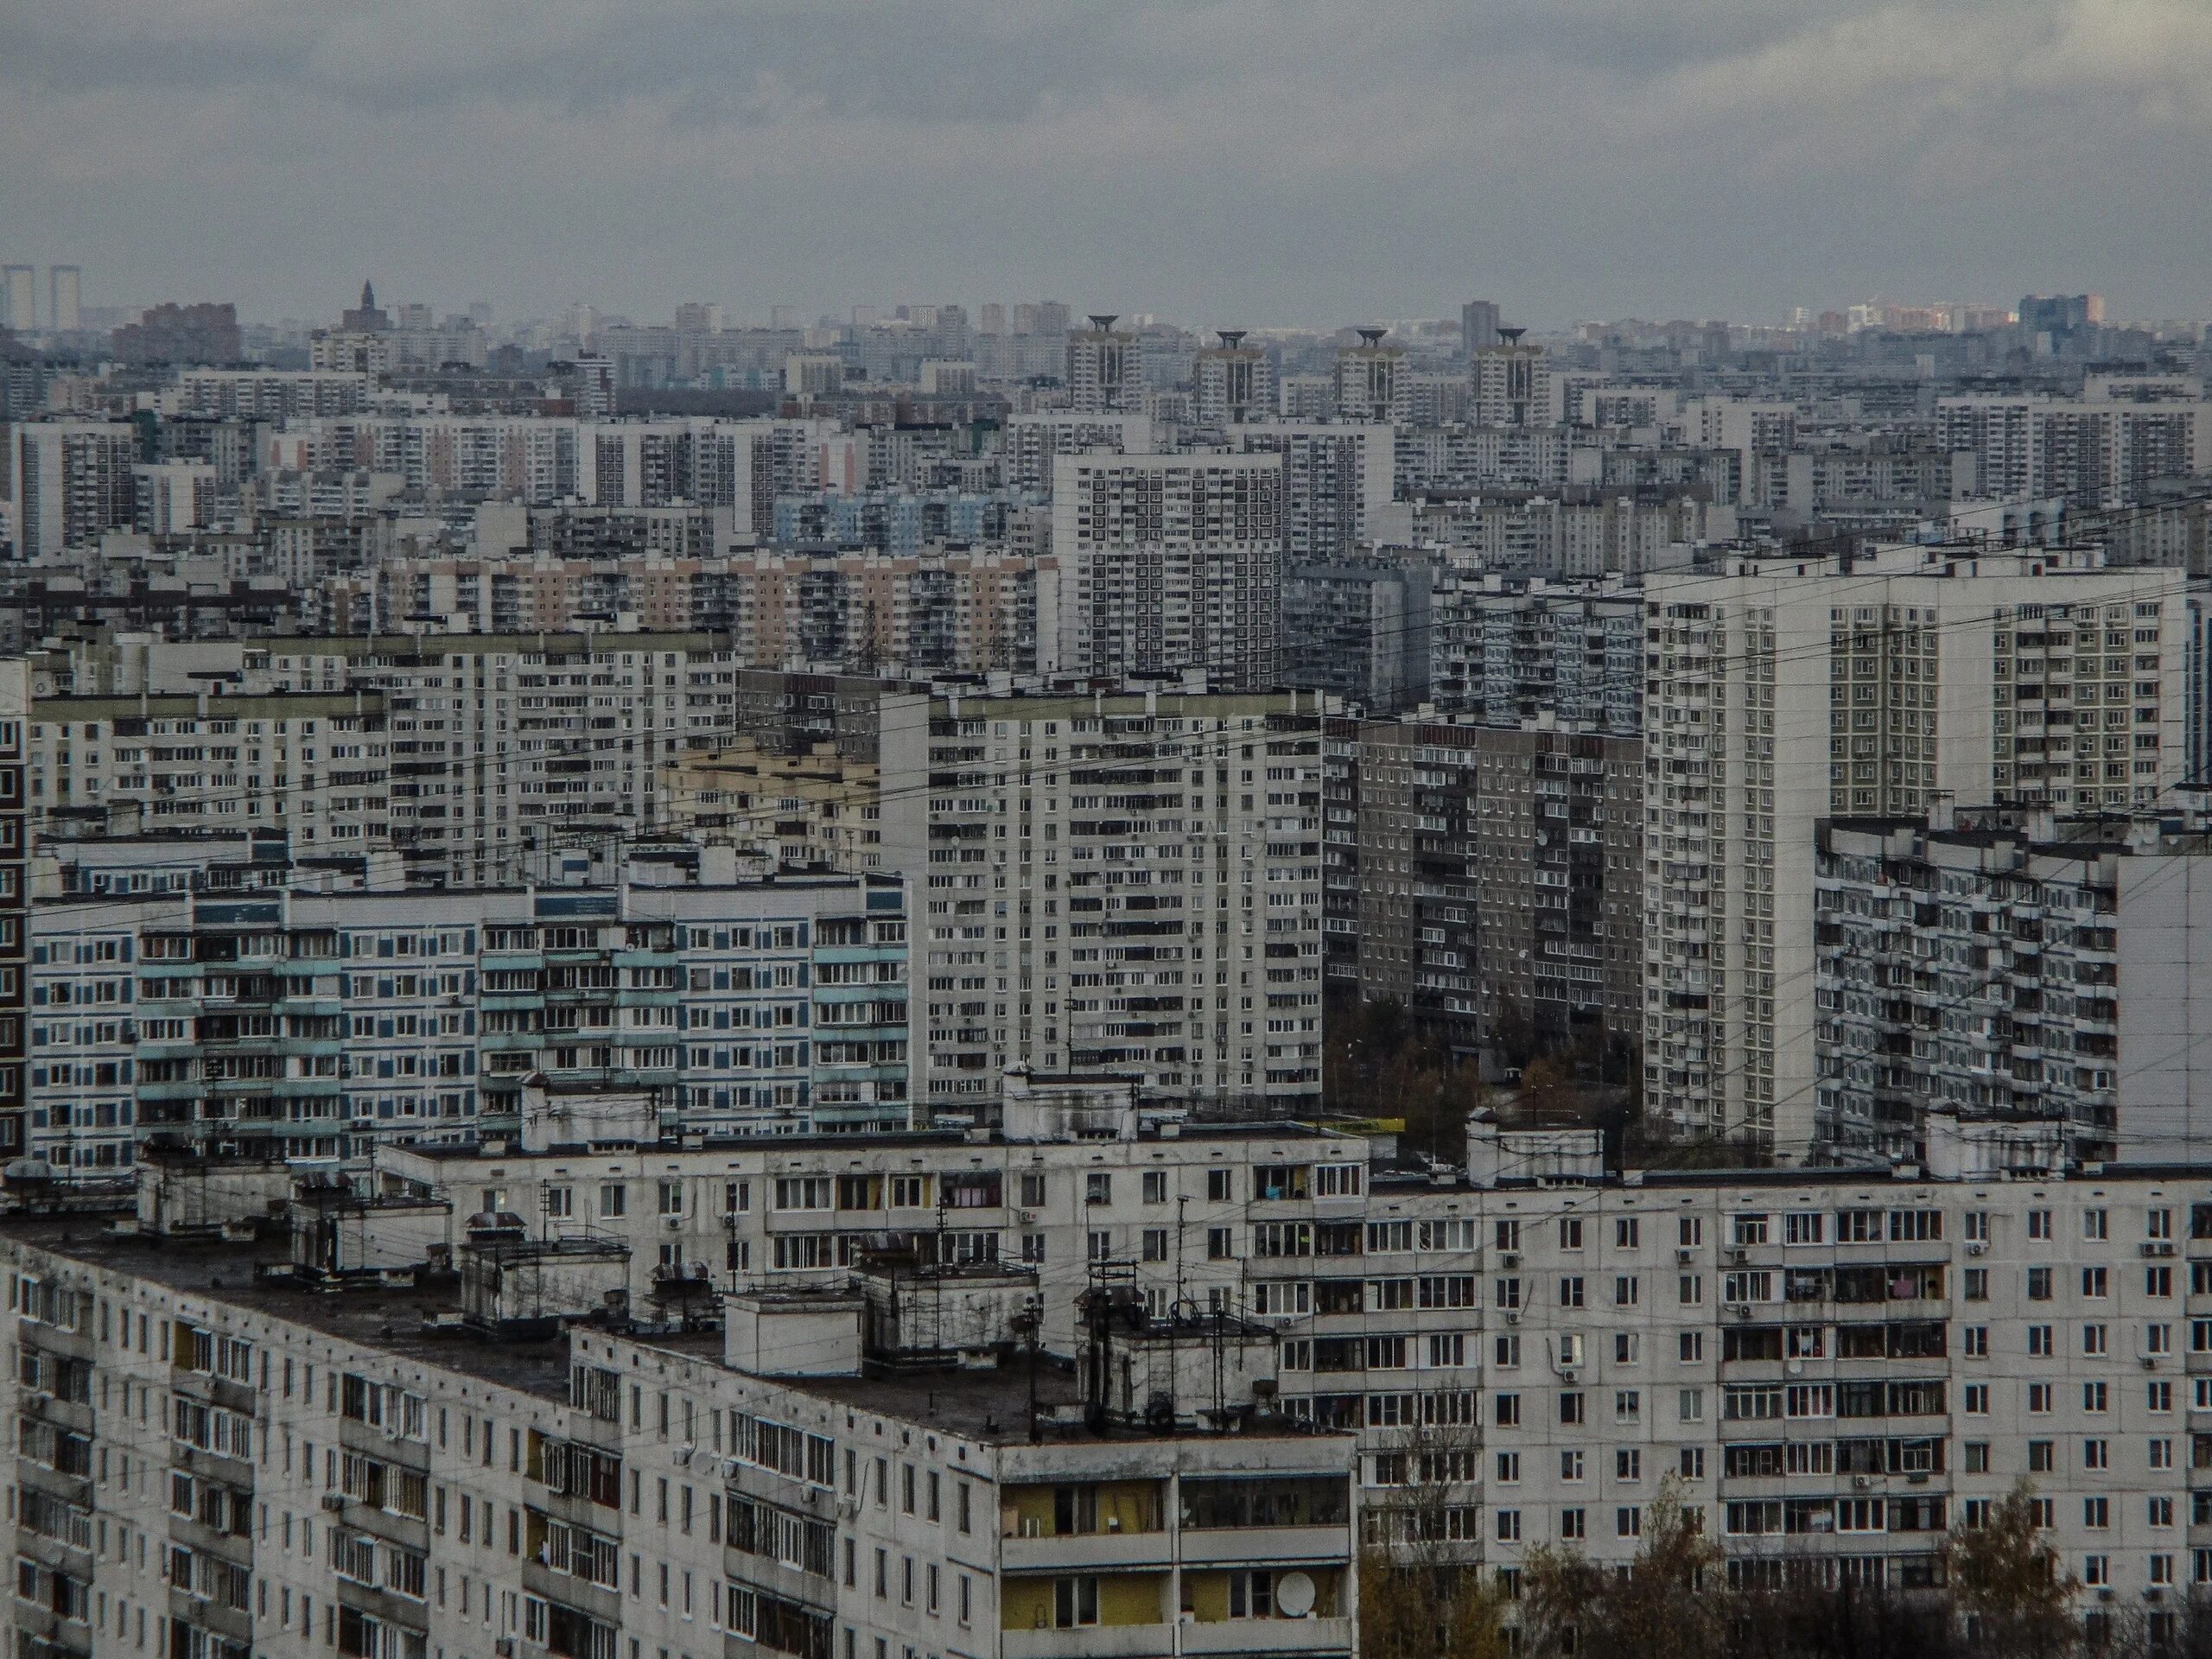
top-left (0, 1218), bottom-right (607, 1401)
top-left (771, 1357), bottom-right (1327, 1446)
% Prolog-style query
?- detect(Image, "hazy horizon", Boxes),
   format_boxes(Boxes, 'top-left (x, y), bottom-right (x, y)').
top-left (3, 0), bottom-right (2209, 328)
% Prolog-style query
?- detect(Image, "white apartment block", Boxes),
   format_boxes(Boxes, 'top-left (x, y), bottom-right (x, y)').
top-left (0, 1200), bottom-right (1361, 1659)
top-left (1643, 545), bottom-right (2187, 1159)
top-left (1471, 341), bottom-right (1554, 429)
top-left (1065, 320), bottom-right (1145, 415)
top-left (1332, 335), bottom-right (1406, 426)
top-left (1816, 808), bottom-right (2212, 1170)
top-left (1192, 336), bottom-right (1275, 430)
top-left (1051, 453), bottom-right (1285, 692)
top-left (2, 421), bottom-right (139, 559)
top-left (1937, 397), bottom-right (2211, 503)
top-left (29, 631), bottom-right (766, 887)
top-left (28, 690), bottom-right (394, 862)
top-left (1233, 424), bottom-right (1394, 564)
top-left (13, 1116), bottom-right (2212, 1651)
top-left (879, 690), bottom-right (1326, 1116)
top-left (1001, 414), bottom-right (1153, 495)
top-left (23, 865), bottom-right (911, 1175)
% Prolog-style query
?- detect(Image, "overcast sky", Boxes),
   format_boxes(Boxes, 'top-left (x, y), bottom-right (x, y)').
top-left (3, 0), bottom-right (2207, 330)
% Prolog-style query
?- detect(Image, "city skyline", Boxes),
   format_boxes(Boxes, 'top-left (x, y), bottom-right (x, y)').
top-left (3, 0), bottom-right (2209, 326)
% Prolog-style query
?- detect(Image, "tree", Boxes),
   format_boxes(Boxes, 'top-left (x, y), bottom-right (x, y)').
top-left (1360, 1419), bottom-right (1509, 1659)
top-left (1521, 1478), bottom-right (1726, 1659)
top-left (1948, 1482), bottom-right (2078, 1659)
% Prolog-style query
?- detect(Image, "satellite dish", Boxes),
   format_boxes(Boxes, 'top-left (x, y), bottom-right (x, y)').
top-left (1276, 1572), bottom-right (1316, 1618)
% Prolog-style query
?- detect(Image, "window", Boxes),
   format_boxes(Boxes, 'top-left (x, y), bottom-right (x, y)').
top-left (1616, 1217), bottom-right (1640, 1249)
top-left (1617, 1449), bottom-right (1642, 1482)
top-left (1964, 1443), bottom-right (1990, 1474)
top-left (1052, 1578), bottom-right (1098, 1629)
top-left (1141, 1171), bottom-right (1166, 1204)
top-left (2028, 1209), bottom-right (2052, 1239)
top-left (2028, 1441), bottom-right (2054, 1473)
top-left (2027, 1267), bottom-right (2053, 1301)
top-left (2083, 1209), bottom-right (2108, 1241)
top-left (2082, 1266), bottom-right (2109, 1299)
top-left (1496, 1510), bottom-right (1522, 1543)
top-left (1618, 1507), bottom-right (1643, 1539)
top-left (1496, 1452), bottom-right (1521, 1484)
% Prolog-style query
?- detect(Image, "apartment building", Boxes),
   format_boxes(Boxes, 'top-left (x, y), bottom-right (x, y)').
top-left (880, 689), bottom-right (1325, 1116)
top-left (0, 1200), bottom-right (1360, 1659)
top-left (1335, 715), bottom-right (1642, 1051)
top-left (1332, 332), bottom-right (1407, 426)
top-left (1815, 805), bottom-right (2212, 1169)
top-left (2, 420), bottom-right (140, 558)
top-left (1192, 334), bottom-right (1275, 430)
top-left (26, 690), bottom-right (395, 864)
top-left (1065, 318), bottom-right (1145, 415)
top-left (0, 662), bottom-right (25, 1162)
top-left (16, 1109), bottom-right (2212, 1648)
top-left (1937, 397), bottom-right (2209, 502)
top-left (1471, 339), bottom-right (1553, 429)
top-left (1233, 424), bottom-right (1394, 564)
top-left (1001, 415), bottom-right (1153, 496)
top-left (28, 630), bottom-right (767, 887)
top-left (1643, 545), bottom-right (2188, 1159)
top-left (1052, 454), bottom-right (1284, 692)
top-left (664, 739), bottom-right (883, 871)
top-left (1280, 561), bottom-right (1433, 714)
top-left (24, 861), bottom-right (910, 1174)
top-left (1428, 575), bottom-right (1643, 737)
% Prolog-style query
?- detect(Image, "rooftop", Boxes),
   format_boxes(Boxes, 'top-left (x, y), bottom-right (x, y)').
top-left (0, 1217), bottom-right (608, 1399)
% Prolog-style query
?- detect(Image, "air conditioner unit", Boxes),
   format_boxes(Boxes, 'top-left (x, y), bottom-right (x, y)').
top-left (1730, 1304), bottom-right (1752, 1321)
top-left (2143, 1241), bottom-right (2177, 1259)
top-left (321, 1492), bottom-right (347, 1512)
top-left (1726, 1248), bottom-right (1749, 1265)
top-left (1504, 1310), bottom-right (1521, 1325)
top-left (1965, 1242), bottom-right (1986, 1256)
top-left (724, 1458), bottom-right (745, 1479)
top-left (1675, 1249), bottom-right (1696, 1265)
top-left (496, 1641), bottom-right (518, 1658)
top-left (2141, 1355), bottom-right (2160, 1370)
top-left (1015, 1210), bottom-right (1035, 1224)
top-left (1499, 1251), bottom-right (1521, 1268)
top-left (664, 1216), bottom-right (683, 1231)
top-left (672, 1447), bottom-right (693, 1468)
top-left (1853, 1475), bottom-right (1872, 1491)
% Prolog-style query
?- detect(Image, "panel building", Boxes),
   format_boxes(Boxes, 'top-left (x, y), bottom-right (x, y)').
top-left (1643, 545), bottom-right (2188, 1160)
top-left (1052, 454), bottom-right (1285, 692)
top-left (880, 688), bottom-right (1326, 1117)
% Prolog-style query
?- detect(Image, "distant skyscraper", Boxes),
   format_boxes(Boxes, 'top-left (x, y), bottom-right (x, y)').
top-left (1461, 299), bottom-right (1501, 354)
top-left (1065, 315), bottom-right (1143, 412)
top-left (977, 302), bottom-right (1007, 336)
top-left (1471, 328), bottom-right (1550, 426)
top-left (342, 280), bottom-right (391, 332)
top-left (0, 267), bottom-right (32, 333)
top-left (770, 305), bottom-right (799, 330)
top-left (1192, 330), bottom-right (1274, 428)
top-left (1333, 327), bottom-right (1405, 423)
top-left (48, 266), bottom-right (79, 333)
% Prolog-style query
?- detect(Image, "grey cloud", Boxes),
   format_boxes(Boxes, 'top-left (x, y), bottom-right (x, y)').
top-left (0, 0), bottom-right (2205, 325)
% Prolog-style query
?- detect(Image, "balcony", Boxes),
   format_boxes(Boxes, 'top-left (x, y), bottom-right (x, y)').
top-left (1001, 1629), bottom-right (1173, 1659)
top-left (1180, 1618), bottom-right (1355, 1656)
